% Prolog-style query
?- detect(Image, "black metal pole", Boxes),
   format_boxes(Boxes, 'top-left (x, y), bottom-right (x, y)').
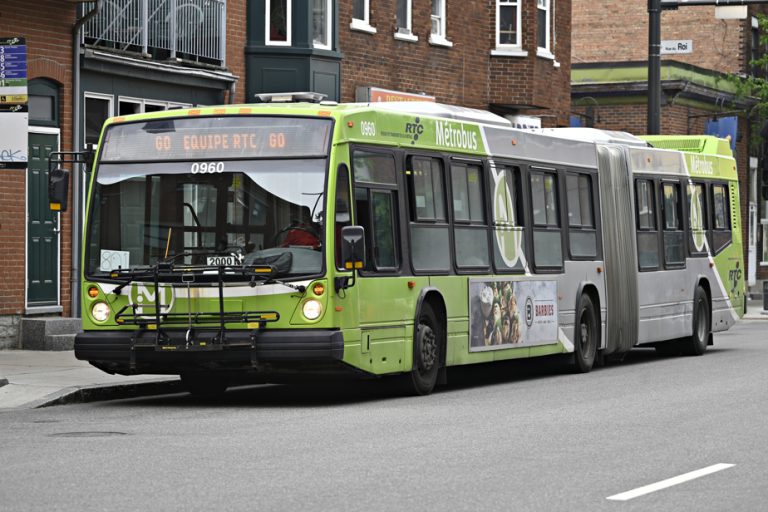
top-left (648, 0), bottom-right (662, 134)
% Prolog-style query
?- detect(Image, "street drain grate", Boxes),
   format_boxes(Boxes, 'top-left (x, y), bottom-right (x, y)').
top-left (50, 431), bottom-right (129, 438)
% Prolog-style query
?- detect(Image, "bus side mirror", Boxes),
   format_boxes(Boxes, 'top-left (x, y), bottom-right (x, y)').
top-left (336, 226), bottom-right (366, 293)
top-left (340, 225), bottom-right (366, 271)
top-left (49, 167), bottom-right (70, 212)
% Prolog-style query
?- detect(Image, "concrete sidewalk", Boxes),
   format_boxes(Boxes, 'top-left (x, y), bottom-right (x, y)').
top-left (0, 351), bottom-right (180, 410)
top-left (0, 303), bottom-right (766, 410)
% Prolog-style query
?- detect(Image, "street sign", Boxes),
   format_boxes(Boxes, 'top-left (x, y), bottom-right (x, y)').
top-left (0, 37), bottom-right (28, 169)
top-left (661, 40), bottom-right (693, 54)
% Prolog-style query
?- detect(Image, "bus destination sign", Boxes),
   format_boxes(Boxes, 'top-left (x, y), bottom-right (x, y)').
top-left (101, 117), bottom-right (333, 161)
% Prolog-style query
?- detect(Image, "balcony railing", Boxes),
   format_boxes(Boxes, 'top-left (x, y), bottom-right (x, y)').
top-left (82, 0), bottom-right (227, 67)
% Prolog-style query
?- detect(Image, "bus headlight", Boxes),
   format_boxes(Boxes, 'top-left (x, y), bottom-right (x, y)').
top-left (91, 301), bottom-right (111, 322)
top-left (302, 299), bottom-right (323, 320)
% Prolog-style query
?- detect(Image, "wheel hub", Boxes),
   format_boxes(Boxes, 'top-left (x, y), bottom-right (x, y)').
top-left (418, 325), bottom-right (437, 371)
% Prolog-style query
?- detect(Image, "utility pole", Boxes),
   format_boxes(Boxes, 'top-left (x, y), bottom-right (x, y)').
top-left (648, 0), bottom-right (662, 134)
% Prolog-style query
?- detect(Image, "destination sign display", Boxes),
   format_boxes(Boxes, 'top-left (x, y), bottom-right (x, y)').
top-left (100, 116), bottom-right (333, 161)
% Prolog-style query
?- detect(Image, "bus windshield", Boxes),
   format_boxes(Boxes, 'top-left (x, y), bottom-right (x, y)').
top-left (85, 116), bottom-right (333, 280)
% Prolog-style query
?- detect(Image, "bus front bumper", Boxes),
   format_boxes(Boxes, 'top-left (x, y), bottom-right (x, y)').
top-left (75, 329), bottom-right (345, 376)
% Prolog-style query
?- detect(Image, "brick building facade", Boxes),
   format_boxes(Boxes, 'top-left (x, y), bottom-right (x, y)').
top-left (571, 0), bottom-right (768, 295)
top-left (337, 0), bottom-right (572, 125)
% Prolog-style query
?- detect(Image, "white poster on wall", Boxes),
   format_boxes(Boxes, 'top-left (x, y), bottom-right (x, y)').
top-left (0, 112), bottom-right (28, 168)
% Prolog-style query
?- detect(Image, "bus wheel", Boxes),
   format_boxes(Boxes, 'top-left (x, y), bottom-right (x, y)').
top-left (573, 294), bottom-right (597, 373)
top-left (406, 302), bottom-right (443, 396)
top-left (681, 286), bottom-right (710, 356)
top-left (181, 372), bottom-right (230, 399)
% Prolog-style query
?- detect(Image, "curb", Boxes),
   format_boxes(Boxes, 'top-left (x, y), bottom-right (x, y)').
top-left (30, 379), bottom-right (183, 409)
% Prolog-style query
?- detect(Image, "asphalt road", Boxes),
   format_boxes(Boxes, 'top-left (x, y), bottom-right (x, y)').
top-left (1, 320), bottom-right (767, 511)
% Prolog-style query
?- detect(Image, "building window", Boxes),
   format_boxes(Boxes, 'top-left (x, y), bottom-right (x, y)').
top-left (118, 97), bottom-right (191, 116)
top-left (430, 0), bottom-right (452, 47)
top-left (84, 93), bottom-right (113, 147)
top-left (494, 0), bottom-right (524, 56)
top-left (537, 0), bottom-right (551, 55)
top-left (395, 0), bottom-right (418, 42)
top-left (266, 0), bottom-right (291, 46)
top-left (313, 0), bottom-right (332, 50)
top-left (762, 221), bottom-right (768, 264)
top-left (351, 0), bottom-right (375, 33)
top-left (28, 78), bottom-right (59, 127)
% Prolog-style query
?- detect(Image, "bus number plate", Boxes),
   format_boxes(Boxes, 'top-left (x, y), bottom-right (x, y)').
top-left (207, 256), bottom-right (237, 266)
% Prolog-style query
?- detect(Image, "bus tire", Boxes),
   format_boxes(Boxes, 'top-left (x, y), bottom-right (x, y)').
top-left (181, 372), bottom-right (230, 399)
top-left (681, 286), bottom-right (709, 356)
top-left (573, 294), bottom-right (598, 373)
top-left (406, 302), bottom-right (443, 396)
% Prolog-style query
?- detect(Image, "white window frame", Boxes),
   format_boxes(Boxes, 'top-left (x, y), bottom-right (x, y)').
top-left (537, 0), bottom-right (554, 59)
top-left (118, 96), bottom-right (192, 115)
top-left (429, 0), bottom-right (453, 47)
top-left (761, 218), bottom-right (768, 265)
top-left (350, 0), bottom-right (376, 33)
top-left (83, 92), bottom-right (114, 149)
top-left (266, 0), bottom-right (292, 46)
top-left (313, 0), bottom-right (332, 50)
top-left (394, 0), bottom-right (418, 42)
top-left (492, 0), bottom-right (526, 57)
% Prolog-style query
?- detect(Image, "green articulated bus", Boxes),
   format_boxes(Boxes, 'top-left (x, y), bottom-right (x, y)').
top-left (62, 95), bottom-right (745, 396)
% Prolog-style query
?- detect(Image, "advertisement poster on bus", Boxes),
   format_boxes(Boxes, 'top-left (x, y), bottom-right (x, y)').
top-left (469, 279), bottom-right (558, 351)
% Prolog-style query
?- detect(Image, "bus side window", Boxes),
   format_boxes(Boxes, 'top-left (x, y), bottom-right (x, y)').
top-left (686, 182), bottom-right (708, 256)
top-left (636, 179), bottom-right (659, 270)
top-left (350, 149), bottom-right (400, 272)
top-left (492, 164), bottom-right (524, 273)
top-left (565, 173), bottom-right (597, 259)
top-left (662, 181), bottom-right (685, 267)
top-left (711, 183), bottom-right (731, 254)
top-left (451, 162), bottom-right (489, 270)
top-left (529, 170), bottom-right (563, 270)
top-left (408, 156), bottom-right (451, 273)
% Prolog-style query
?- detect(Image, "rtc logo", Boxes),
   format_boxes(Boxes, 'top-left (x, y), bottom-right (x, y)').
top-left (405, 117), bottom-right (424, 144)
top-left (128, 284), bottom-right (175, 317)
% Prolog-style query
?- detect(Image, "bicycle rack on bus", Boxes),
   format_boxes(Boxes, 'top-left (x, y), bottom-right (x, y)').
top-left (111, 263), bottom-right (281, 370)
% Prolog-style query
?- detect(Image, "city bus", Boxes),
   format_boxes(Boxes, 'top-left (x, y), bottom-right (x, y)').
top-left (59, 95), bottom-right (745, 396)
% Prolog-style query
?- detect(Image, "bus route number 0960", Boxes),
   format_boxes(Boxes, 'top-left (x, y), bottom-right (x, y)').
top-left (360, 121), bottom-right (376, 137)
top-left (191, 162), bottom-right (225, 174)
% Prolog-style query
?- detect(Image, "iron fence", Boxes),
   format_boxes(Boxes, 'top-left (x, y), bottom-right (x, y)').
top-left (82, 0), bottom-right (227, 67)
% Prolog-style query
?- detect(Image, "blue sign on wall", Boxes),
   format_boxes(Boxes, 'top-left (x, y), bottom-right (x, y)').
top-left (705, 116), bottom-right (738, 150)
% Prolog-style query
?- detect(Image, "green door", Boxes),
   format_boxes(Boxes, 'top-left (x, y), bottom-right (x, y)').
top-left (27, 132), bottom-right (59, 306)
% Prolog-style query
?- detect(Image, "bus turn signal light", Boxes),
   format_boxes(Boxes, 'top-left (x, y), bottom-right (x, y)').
top-left (313, 283), bottom-right (325, 296)
top-left (87, 286), bottom-right (99, 298)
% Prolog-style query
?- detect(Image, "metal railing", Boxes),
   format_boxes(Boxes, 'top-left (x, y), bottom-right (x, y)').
top-left (82, 0), bottom-right (227, 67)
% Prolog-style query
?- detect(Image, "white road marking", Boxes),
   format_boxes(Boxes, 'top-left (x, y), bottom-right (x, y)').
top-left (606, 463), bottom-right (735, 501)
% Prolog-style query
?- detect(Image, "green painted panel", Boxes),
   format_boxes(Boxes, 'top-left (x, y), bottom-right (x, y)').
top-left (27, 132), bottom-right (59, 305)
